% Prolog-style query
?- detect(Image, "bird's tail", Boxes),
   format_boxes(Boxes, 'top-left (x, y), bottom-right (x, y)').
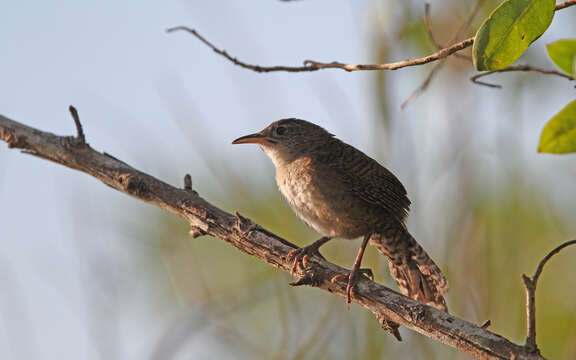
top-left (371, 224), bottom-right (449, 311)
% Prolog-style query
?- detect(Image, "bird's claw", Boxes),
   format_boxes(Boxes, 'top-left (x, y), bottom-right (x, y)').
top-left (286, 245), bottom-right (325, 279)
top-left (330, 268), bottom-right (374, 308)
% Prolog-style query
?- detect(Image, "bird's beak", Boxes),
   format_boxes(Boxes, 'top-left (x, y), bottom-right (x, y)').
top-left (232, 132), bottom-right (270, 145)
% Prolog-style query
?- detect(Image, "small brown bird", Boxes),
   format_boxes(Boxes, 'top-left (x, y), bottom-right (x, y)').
top-left (232, 119), bottom-right (448, 312)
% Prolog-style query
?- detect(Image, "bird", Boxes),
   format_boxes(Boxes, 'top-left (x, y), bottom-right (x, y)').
top-left (232, 118), bottom-right (448, 313)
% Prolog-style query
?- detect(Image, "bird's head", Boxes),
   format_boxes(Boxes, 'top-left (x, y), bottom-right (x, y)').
top-left (232, 118), bottom-right (333, 167)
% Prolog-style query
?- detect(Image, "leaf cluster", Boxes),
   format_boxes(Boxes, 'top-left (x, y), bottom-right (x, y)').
top-left (471, 0), bottom-right (576, 153)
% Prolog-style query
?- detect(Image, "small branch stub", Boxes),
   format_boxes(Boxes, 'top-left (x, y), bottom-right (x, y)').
top-left (189, 226), bottom-right (206, 238)
top-left (480, 320), bottom-right (492, 329)
top-left (68, 105), bottom-right (86, 144)
top-left (183, 174), bottom-right (193, 190)
top-left (183, 173), bottom-right (204, 237)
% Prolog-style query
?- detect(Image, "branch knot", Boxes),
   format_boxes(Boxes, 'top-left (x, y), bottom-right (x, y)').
top-left (118, 173), bottom-right (152, 200)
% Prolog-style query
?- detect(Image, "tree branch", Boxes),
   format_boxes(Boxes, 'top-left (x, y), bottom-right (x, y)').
top-left (470, 65), bottom-right (575, 88)
top-left (167, 1), bottom-right (575, 74)
top-left (167, 25), bottom-right (474, 73)
top-left (0, 110), bottom-right (547, 359)
top-left (521, 240), bottom-right (576, 355)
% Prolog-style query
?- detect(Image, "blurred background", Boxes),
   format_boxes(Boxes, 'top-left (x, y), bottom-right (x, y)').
top-left (1, 0), bottom-right (575, 359)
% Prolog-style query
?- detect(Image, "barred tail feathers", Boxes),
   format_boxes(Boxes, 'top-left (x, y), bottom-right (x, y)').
top-left (371, 226), bottom-right (449, 312)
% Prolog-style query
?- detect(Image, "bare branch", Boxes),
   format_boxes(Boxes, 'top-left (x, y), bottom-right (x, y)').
top-left (0, 111), bottom-right (547, 360)
top-left (522, 240), bottom-right (576, 354)
top-left (166, 26), bottom-right (319, 73)
top-left (167, 25), bottom-right (474, 73)
top-left (470, 65), bottom-right (575, 88)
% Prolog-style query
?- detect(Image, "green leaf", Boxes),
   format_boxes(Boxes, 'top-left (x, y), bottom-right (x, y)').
top-left (539, 99), bottom-right (576, 154)
top-left (546, 39), bottom-right (576, 76)
top-left (473, 0), bottom-right (555, 71)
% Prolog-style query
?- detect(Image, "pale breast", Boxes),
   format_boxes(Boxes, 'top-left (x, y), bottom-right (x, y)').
top-left (275, 157), bottom-right (371, 238)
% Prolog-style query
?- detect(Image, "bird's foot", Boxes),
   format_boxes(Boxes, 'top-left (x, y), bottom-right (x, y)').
top-left (286, 236), bottom-right (332, 279)
top-left (331, 268), bottom-right (374, 308)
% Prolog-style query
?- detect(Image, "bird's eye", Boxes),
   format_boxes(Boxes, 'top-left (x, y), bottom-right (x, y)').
top-left (276, 126), bottom-right (287, 136)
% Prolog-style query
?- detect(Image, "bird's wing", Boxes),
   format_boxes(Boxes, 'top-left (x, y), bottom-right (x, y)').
top-left (319, 139), bottom-right (411, 221)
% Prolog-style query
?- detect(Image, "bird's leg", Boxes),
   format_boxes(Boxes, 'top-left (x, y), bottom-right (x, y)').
top-left (287, 236), bottom-right (332, 279)
top-left (333, 234), bottom-right (371, 308)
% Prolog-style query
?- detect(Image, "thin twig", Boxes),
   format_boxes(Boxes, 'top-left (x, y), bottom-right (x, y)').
top-left (531, 240), bottom-right (576, 282)
top-left (423, 3), bottom-right (443, 50)
top-left (423, 3), bottom-right (471, 61)
top-left (168, 1), bottom-right (575, 75)
top-left (452, 0), bottom-right (487, 42)
top-left (166, 27), bottom-right (318, 73)
top-left (167, 26), bottom-right (473, 73)
top-left (400, 61), bottom-right (445, 109)
top-left (302, 38), bottom-right (474, 71)
top-left (471, 65), bottom-right (575, 88)
top-left (402, 0), bottom-right (486, 108)
top-left (521, 240), bottom-right (576, 354)
top-left (68, 105), bottom-right (86, 144)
